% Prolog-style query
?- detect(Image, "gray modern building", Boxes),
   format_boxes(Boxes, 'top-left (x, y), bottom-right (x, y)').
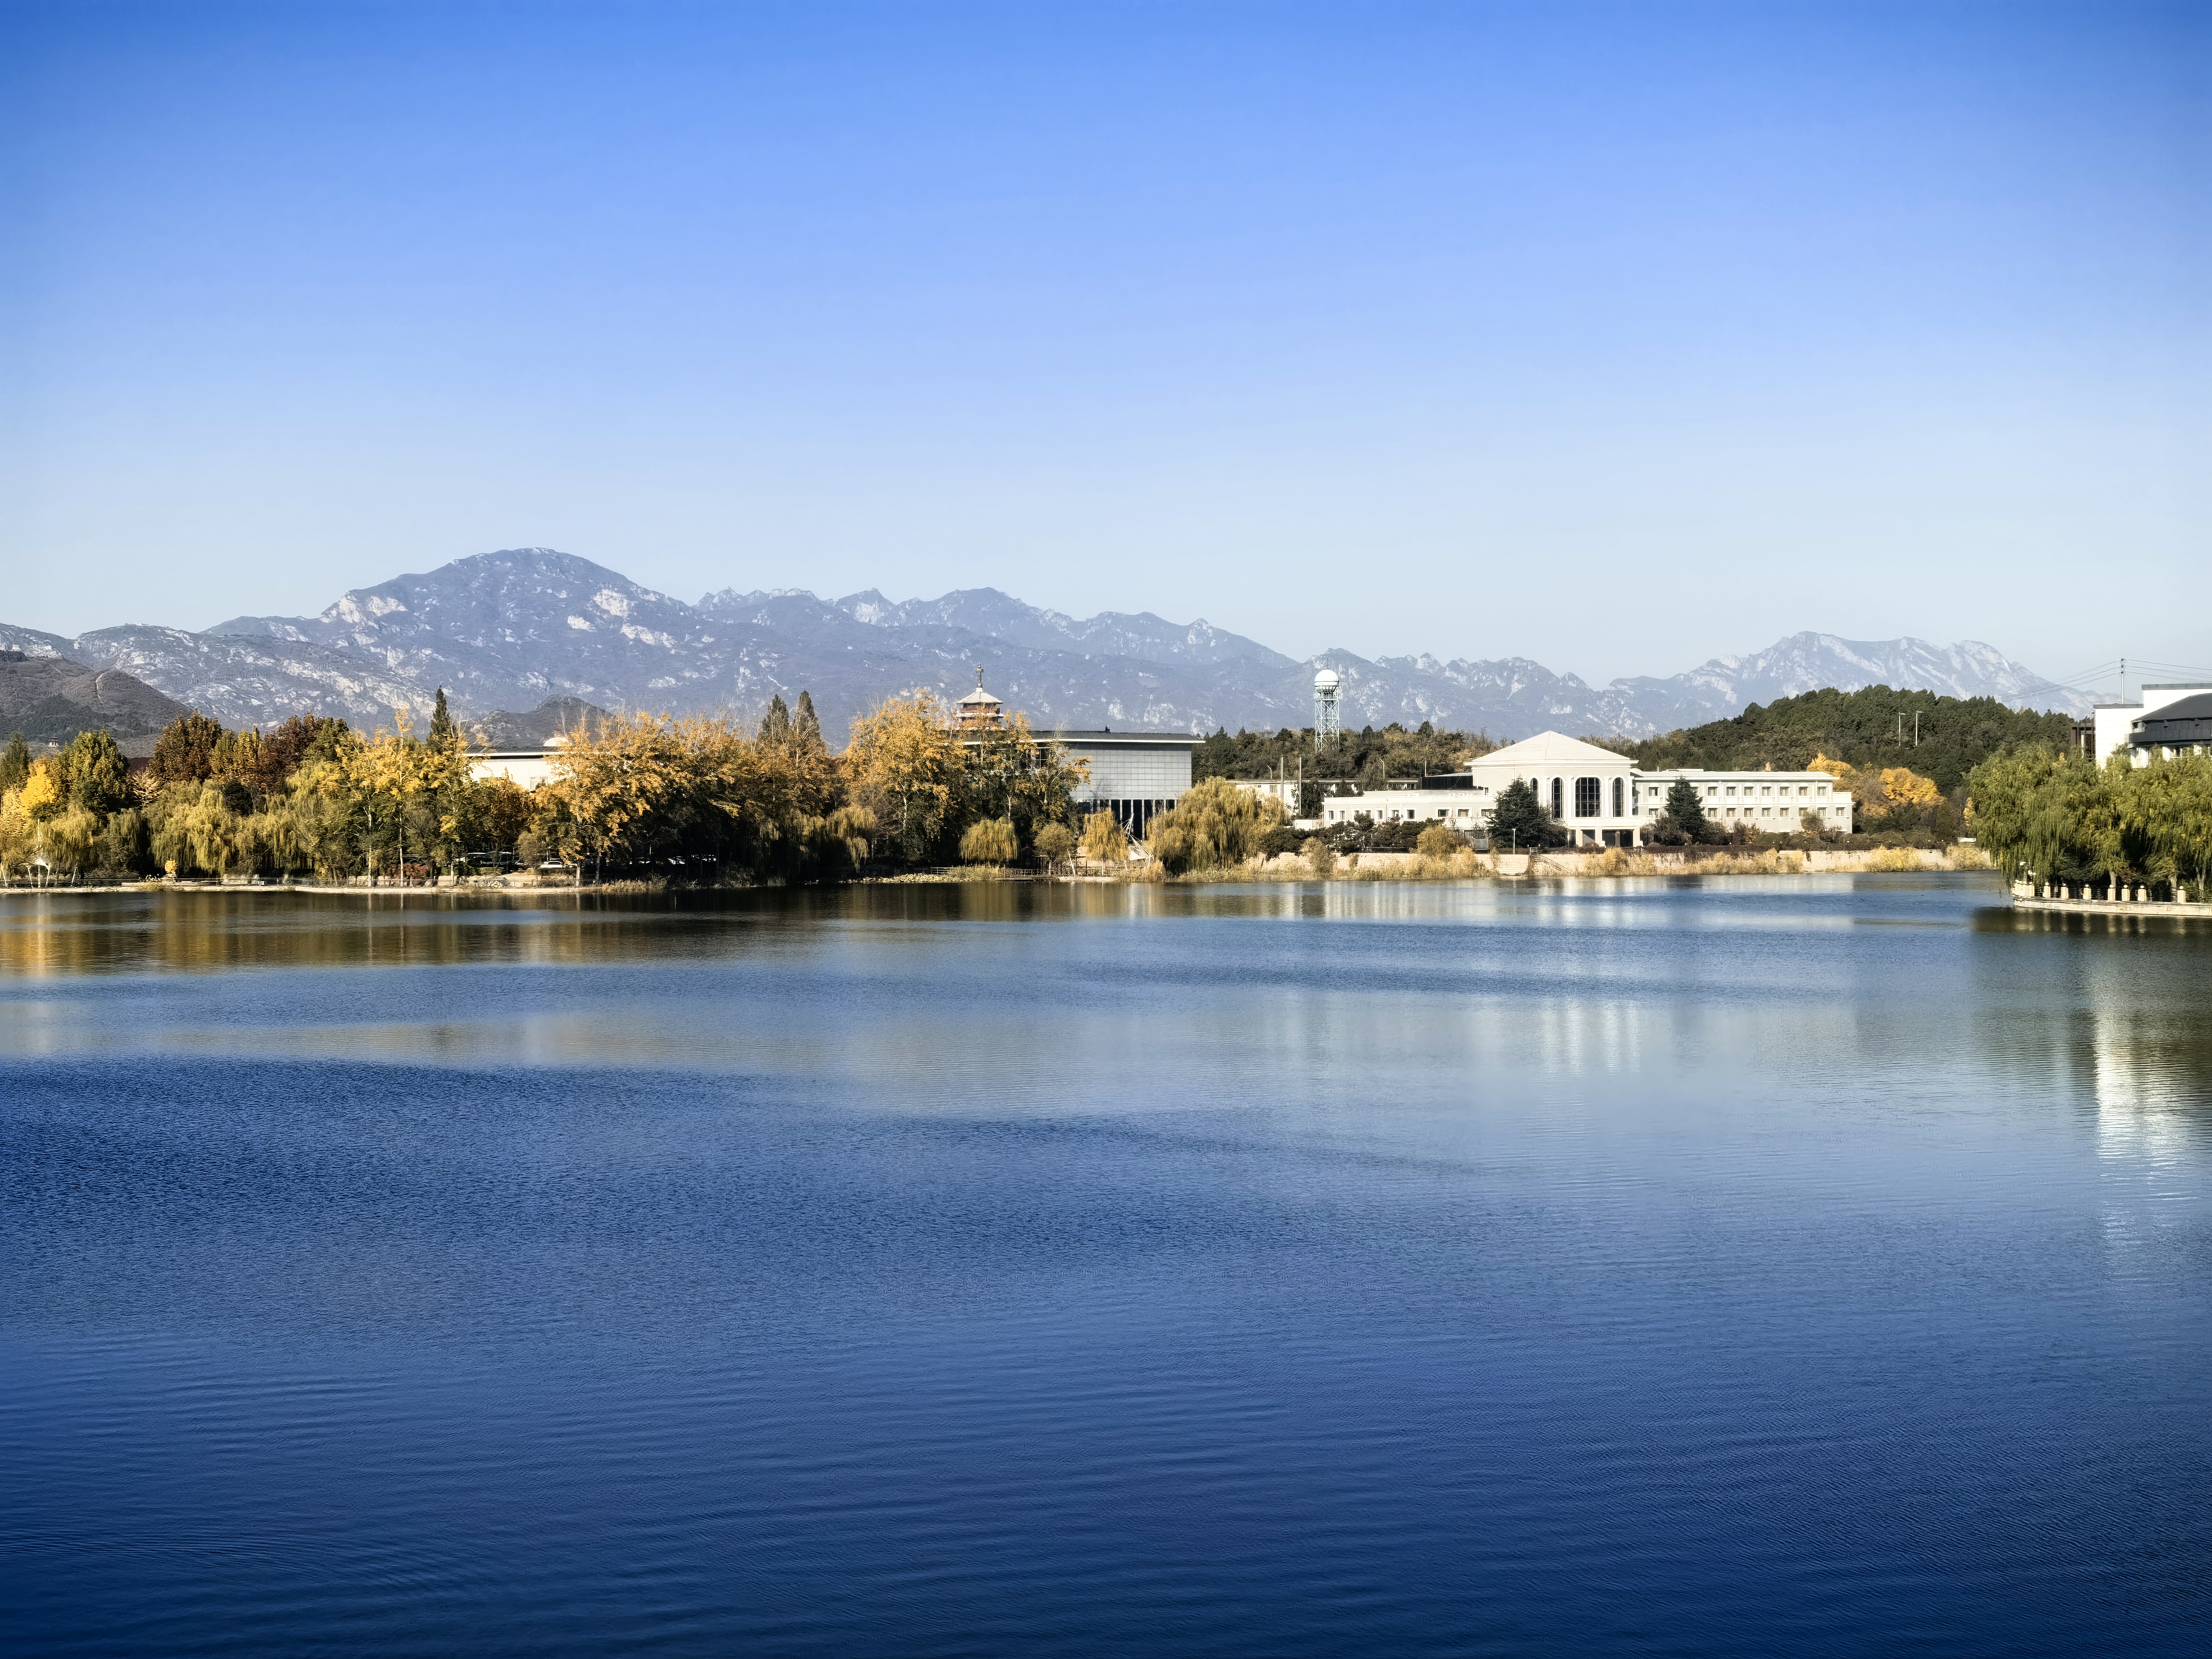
top-left (1054, 728), bottom-right (1201, 835)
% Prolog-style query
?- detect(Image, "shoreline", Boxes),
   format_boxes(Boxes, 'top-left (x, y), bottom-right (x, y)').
top-left (0, 847), bottom-right (1994, 900)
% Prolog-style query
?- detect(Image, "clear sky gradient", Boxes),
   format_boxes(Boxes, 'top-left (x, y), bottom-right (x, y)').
top-left (4, 2), bottom-right (2205, 690)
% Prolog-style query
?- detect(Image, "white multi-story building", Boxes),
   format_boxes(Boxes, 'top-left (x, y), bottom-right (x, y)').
top-left (1633, 769), bottom-right (1853, 835)
top-left (1314, 730), bottom-right (1855, 844)
top-left (1319, 732), bottom-right (1641, 841)
top-left (2097, 684), bottom-right (2212, 765)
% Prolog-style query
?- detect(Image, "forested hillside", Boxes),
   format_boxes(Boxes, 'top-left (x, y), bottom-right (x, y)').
top-left (1621, 686), bottom-right (2072, 794)
top-left (1194, 722), bottom-right (1498, 788)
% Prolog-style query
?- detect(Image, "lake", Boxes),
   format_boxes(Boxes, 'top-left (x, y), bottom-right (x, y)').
top-left (3, 875), bottom-right (2207, 1656)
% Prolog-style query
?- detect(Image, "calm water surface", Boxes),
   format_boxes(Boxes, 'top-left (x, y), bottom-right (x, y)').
top-left (3, 876), bottom-right (2208, 1656)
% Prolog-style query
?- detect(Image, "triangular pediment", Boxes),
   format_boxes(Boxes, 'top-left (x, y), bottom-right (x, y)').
top-left (1475, 731), bottom-right (1634, 768)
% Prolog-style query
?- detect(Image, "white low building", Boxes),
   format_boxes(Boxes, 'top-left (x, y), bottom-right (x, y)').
top-left (1315, 730), bottom-right (1855, 844)
top-left (1231, 778), bottom-right (1302, 815)
top-left (1317, 785), bottom-right (1488, 831)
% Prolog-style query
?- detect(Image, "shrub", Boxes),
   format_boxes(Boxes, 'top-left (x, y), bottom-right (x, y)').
top-left (1302, 836), bottom-right (1336, 877)
top-left (1033, 820), bottom-right (1075, 869)
top-left (1414, 824), bottom-right (1466, 858)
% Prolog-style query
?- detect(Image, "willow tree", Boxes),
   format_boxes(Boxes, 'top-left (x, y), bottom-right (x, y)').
top-left (959, 817), bottom-right (1018, 865)
top-left (1969, 747), bottom-right (2124, 888)
top-left (1144, 776), bottom-right (1285, 874)
top-left (1080, 810), bottom-right (1128, 865)
top-left (2119, 752), bottom-right (2212, 893)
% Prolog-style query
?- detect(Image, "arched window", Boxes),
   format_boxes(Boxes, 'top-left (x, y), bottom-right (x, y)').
top-left (1550, 777), bottom-right (1564, 818)
top-left (1612, 777), bottom-right (1625, 818)
top-left (1574, 777), bottom-right (1600, 818)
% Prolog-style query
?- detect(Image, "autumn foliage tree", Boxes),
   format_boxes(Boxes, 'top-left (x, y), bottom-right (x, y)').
top-left (844, 693), bottom-right (959, 864)
top-left (534, 708), bottom-right (868, 882)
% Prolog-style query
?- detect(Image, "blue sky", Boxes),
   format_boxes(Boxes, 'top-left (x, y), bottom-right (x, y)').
top-left (3, 2), bottom-right (2205, 690)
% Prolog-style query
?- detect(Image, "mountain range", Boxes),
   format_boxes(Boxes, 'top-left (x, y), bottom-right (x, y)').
top-left (2, 547), bottom-right (2091, 746)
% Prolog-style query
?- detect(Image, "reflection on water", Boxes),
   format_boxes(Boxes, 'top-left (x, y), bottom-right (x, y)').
top-left (4, 875), bottom-right (2210, 1658)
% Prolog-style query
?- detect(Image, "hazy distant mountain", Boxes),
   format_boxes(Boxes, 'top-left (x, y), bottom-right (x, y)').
top-left (1609, 634), bottom-right (2086, 730)
top-left (8, 547), bottom-right (2092, 743)
top-left (0, 650), bottom-right (190, 755)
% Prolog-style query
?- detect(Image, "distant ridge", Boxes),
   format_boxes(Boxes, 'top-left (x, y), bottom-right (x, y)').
top-left (6, 547), bottom-right (2092, 741)
top-left (0, 649), bottom-right (191, 754)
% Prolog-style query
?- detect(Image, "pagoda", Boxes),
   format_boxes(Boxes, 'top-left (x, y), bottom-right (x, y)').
top-left (953, 667), bottom-right (1004, 730)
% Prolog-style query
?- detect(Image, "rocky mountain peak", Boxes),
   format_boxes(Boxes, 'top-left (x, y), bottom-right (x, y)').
top-left (11, 548), bottom-right (2091, 742)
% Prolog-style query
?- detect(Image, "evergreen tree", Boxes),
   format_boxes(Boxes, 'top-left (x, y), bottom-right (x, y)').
top-left (149, 711), bottom-right (225, 785)
top-left (758, 694), bottom-right (792, 745)
top-left (1487, 777), bottom-right (1559, 850)
top-left (1662, 777), bottom-right (1709, 842)
top-left (61, 728), bottom-right (131, 817)
top-left (792, 689), bottom-right (823, 752)
top-left (0, 732), bottom-right (28, 795)
top-left (428, 688), bottom-right (456, 747)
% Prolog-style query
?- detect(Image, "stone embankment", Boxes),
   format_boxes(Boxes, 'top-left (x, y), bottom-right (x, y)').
top-left (2008, 880), bottom-right (2211, 919)
top-left (1242, 846), bottom-right (1980, 880)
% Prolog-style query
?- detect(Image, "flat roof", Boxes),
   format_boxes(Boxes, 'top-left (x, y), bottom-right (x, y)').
top-left (1038, 730), bottom-right (1201, 747)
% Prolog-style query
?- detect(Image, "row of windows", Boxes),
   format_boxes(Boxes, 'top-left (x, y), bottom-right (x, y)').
top-left (1648, 803), bottom-right (1845, 819)
top-left (1322, 805), bottom-right (1477, 822)
top-left (1643, 782), bottom-right (1832, 800)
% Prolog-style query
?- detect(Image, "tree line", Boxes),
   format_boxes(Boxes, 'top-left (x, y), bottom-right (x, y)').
top-left (1968, 747), bottom-right (2212, 897)
top-left (1620, 686), bottom-right (2071, 795)
top-left (1195, 720), bottom-right (1501, 816)
top-left (0, 687), bottom-right (1106, 885)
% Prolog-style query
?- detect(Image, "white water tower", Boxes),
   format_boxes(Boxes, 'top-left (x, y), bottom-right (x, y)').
top-left (1313, 667), bottom-right (1342, 746)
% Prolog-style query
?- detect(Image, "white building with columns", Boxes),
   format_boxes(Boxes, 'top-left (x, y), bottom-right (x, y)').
top-left (1315, 730), bottom-right (1854, 845)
